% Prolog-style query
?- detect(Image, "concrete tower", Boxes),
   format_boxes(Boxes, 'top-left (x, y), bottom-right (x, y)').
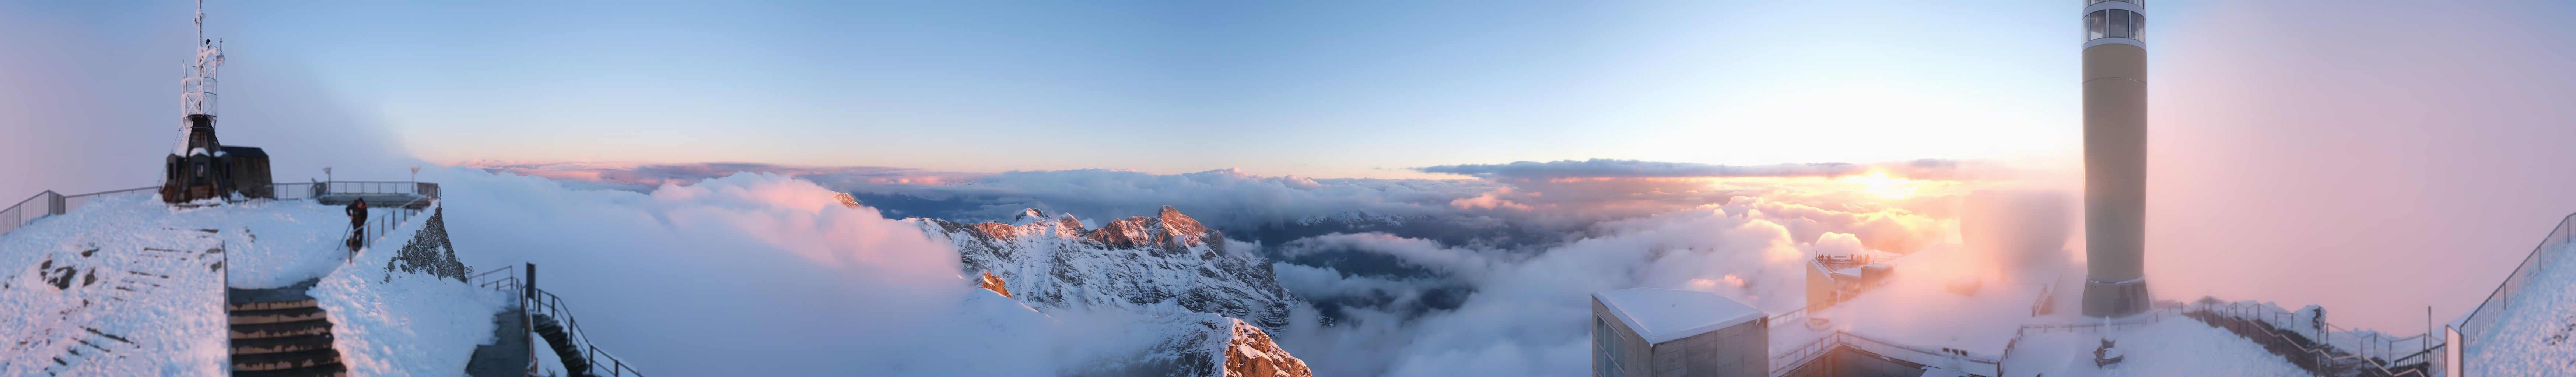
top-left (2080, 0), bottom-right (2151, 317)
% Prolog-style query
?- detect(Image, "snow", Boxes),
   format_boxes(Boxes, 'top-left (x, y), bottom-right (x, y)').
top-left (0, 193), bottom-right (229, 376)
top-left (311, 202), bottom-right (512, 377)
top-left (0, 192), bottom-right (496, 376)
top-left (2466, 242), bottom-right (2576, 374)
top-left (1593, 287), bottom-right (1762, 344)
top-left (1784, 244), bottom-right (2047, 357)
top-left (2001, 317), bottom-right (2307, 377)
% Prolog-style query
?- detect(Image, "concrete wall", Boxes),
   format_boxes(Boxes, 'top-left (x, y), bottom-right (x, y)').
top-left (1591, 298), bottom-right (1770, 377)
top-left (1647, 319), bottom-right (1767, 377)
top-left (1594, 300), bottom-right (1653, 377)
top-left (1777, 346), bottom-right (1931, 377)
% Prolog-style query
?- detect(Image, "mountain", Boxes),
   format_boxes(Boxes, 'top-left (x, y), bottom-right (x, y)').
top-left (907, 204), bottom-right (1302, 330)
top-left (1063, 311), bottom-right (1312, 377)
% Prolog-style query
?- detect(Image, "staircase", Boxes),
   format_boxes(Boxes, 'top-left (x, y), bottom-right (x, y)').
top-left (532, 314), bottom-right (595, 377)
top-left (2182, 310), bottom-right (2430, 377)
top-left (228, 282), bottom-right (346, 377)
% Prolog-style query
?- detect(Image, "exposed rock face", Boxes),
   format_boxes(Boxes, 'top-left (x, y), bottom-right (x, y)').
top-left (977, 270), bottom-right (1012, 298)
top-left (912, 206), bottom-right (1302, 330)
top-left (1221, 317), bottom-right (1312, 377)
top-left (1064, 313), bottom-right (1314, 377)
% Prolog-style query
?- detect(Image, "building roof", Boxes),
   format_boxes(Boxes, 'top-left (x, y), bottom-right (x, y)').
top-left (1594, 287), bottom-right (1764, 344)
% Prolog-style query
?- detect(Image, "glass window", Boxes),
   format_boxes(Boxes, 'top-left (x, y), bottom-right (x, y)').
top-left (2109, 10), bottom-right (2132, 39)
top-left (2131, 12), bottom-right (2145, 41)
top-left (2088, 10), bottom-right (2107, 40)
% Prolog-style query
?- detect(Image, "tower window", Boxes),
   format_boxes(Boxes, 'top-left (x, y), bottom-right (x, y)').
top-left (2086, 9), bottom-right (2145, 42)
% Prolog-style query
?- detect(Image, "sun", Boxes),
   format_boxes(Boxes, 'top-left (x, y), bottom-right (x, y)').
top-left (1841, 170), bottom-right (1917, 199)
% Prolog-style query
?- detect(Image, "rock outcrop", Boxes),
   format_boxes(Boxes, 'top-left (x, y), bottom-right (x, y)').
top-left (1064, 313), bottom-right (1314, 377)
top-left (911, 205), bottom-right (1302, 331)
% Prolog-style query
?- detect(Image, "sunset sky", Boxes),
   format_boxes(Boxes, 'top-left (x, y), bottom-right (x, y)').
top-left (9, 0), bottom-right (2576, 335)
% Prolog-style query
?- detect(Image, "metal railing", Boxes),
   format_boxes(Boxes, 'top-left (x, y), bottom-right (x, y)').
top-left (313, 181), bottom-right (441, 198)
top-left (527, 288), bottom-right (646, 377)
top-left (2455, 212), bottom-right (2576, 358)
top-left (2179, 304), bottom-right (2436, 377)
top-left (343, 197), bottom-right (434, 258)
top-left (3, 181), bottom-right (443, 239)
top-left (469, 265), bottom-right (521, 294)
top-left (1766, 329), bottom-right (2003, 377)
top-left (1, 187), bottom-right (158, 237)
top-left (468, 264), bottom-right (645, 376)
top-left (2181, 300), bottom-right (2440, 367)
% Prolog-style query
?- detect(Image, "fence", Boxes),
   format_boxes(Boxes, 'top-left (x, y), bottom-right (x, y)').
top-left (527, 287), bottom-right (647, 376)
top-left (1766, 330), bottom-right (2002, 377)
top-left (2179, 301), bottom-right (2437, 376)
top-left (2455, 212), bottom-right (2576, 359)
top-left (2, 187), bottom-right (159, 237)
top-left (343, 197), bottom-right (434, 260)
top-left (312, 181), bottom-right (440, 198)
top-left (2, 182), bottom-right (445, 239)
top-left (470, 264), bottom-right (646, 376)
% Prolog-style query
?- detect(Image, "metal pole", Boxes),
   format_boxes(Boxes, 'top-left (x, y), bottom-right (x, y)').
top-left (525, 263), bottom-right (536, 302)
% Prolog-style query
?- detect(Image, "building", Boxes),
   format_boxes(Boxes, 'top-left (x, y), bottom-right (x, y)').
top-left (159, 5), bottom-right (270, 204)
top-left (2080, 0), bottom-right (2151, 318)
top-left (1804, 254), bottom-right (1894, 311)
top-left (1591, 288), bottom-right (1767, 377)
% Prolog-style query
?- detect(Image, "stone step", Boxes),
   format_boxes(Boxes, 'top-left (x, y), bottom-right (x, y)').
top-left (231, 333), bottom-right (336, 355)
top-left (230, 299), bottom-right (319, 311)
top-left (231, 348), bottom-right (342, 371)
top-left (231, 307), bottom-right (328, 325)
top-left (232, 319), bottom-right (333, 339)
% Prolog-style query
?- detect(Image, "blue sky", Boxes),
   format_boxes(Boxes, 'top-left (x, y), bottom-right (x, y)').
top-left (48, 0), bottom-right (2089, 177)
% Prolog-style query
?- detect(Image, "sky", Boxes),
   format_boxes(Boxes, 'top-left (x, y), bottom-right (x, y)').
top-left (2, 0), bottom-right (2082, 178)
top-left (9, 0), bottom-right (2576, 355)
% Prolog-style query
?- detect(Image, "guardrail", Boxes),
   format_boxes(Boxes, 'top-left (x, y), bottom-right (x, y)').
top-left (2455, 212), bottom-right (2576, 360)
top-left (343, 197), bottom-right (433, 260)
top-left (2180, 304), bottom-right (2435, 377)
top-left (527, 287), bottom-right (646, 376)
top-left (2, 187), bottom-right (158, 237)
top-left (1765, 330), bottom-right (2002, 377)
top-left (3, 182), bottom-right (443, 239)
top-left (471, 264), bottom-right (646, 376)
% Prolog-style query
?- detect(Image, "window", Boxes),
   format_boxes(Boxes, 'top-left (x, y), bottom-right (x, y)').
top-left (2130, 12), bottom-right (2145, 41)
top-left (2087, 10), bottom-right (2107, 40)
top-left (2109, 9), bottom-right (2132, 39)
top-left (1594, 318), bottom-right (1627, 377)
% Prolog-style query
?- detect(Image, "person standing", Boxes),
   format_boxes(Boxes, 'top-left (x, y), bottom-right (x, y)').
top-left (346, 198), bottom-right (369, 247)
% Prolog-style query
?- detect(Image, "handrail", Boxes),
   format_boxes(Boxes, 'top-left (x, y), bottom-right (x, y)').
top-left (467, 264), bottom-right (645, 376)
top-left (3, 181), bottom-right (442, 239)
top-left (2180, 302), bottom-right (2436, 377)
top-left (1763, 330), bottom-right (2002, 377)
top-left (2454, 212), bottom-right (2576, 359)
top-left (528, 288), bottom-right (647, 376)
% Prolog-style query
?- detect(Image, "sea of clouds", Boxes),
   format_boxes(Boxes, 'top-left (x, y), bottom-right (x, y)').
top-left (460, 160), bottom-right (1968, 376)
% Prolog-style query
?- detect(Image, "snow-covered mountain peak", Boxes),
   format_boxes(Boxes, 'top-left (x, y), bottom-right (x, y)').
top-left (903, 204), bottom-right (1300, 330)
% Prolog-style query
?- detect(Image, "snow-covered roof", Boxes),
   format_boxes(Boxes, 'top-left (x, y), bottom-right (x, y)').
top-left (1594, 288), bottom-right (1764, 344)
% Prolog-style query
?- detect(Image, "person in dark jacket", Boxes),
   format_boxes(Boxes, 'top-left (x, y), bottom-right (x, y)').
top-left (347, 198), bottom-right (369, 240)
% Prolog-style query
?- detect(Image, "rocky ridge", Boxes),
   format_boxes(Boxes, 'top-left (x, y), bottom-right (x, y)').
top-left (908, 204), bottom-right (1301, 330)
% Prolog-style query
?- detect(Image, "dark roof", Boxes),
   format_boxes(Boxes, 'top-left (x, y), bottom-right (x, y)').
top-left (219, 146), bottom-right (268, 158)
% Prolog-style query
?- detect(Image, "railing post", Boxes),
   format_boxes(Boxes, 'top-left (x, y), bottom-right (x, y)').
top-left (525, 263), bottom-right (537, 302)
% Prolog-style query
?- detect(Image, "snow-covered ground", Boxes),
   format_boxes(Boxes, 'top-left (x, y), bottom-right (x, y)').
top-left (313, 203), bottom-right (514, 377)
top-left (2001, 317), bottom-right (2307, 377)
top-left (0, 192), bottom-right (488, 376)
top-left (1783, 244), bottom-right (2050, 359)
top-left (2467, 242), bottom-right (2576, 374)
